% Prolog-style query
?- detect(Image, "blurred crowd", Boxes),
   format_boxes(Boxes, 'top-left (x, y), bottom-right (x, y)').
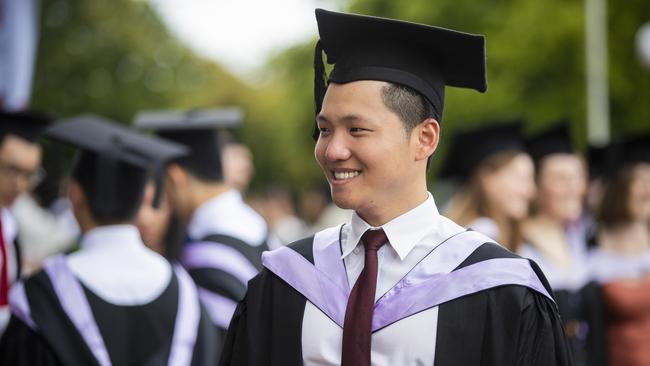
top-left (440, 120), bottom-right (650, 366)
top-left (0, 108), bottom-right (650, 365)
top-left (0, 110), bottom-right (649, 365)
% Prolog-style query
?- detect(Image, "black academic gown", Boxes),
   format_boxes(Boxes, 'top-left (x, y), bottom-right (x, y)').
top-left (220, 237), bottom-right (573, 366)
top-left (554, 284), bottom-right (607, 366)
top-left (185, 233), bottom-right (270, 339)
top-left (187, 233), bottom-right (269, 300)
top-left (0, 270), bottom-right (219, 366)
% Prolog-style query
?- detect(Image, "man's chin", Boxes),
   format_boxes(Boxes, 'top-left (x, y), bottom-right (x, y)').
top-left (331, 194), bottom-right (357, 211)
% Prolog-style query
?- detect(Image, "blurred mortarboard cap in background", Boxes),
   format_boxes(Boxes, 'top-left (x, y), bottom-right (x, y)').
top-left (619, 134), bottom-right (650, 165)
top-left (526, 121), bottom-right (575, 166)
top-left (438, 120), bottom-right (526, 182)
top-left (313, 8), bottom-right (487, 139)
top-left (45, 114), bottom-right (188, 211)
top-left (0, 110), bottom-right (53, 143)
top-left (134, 107), bottom-right (242, 181)
top-left (587, 143), bottom-right (611, 180)
top-left (605, 133), bottom-right (650, 177)
top-left (133, 108), bottom-right (242, 131)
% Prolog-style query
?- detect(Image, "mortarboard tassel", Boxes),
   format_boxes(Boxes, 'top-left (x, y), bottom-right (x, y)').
top-left (95, 151), bottom-right (118, 218)
top-left (313, 40), bottom-right (326, 141)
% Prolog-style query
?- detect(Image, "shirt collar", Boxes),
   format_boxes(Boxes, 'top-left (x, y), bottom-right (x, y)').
top-left (187, 189), bottom-right (241, 240)
top-left (1, 207), bottom-right (17, 243)
top-left (79, 224), bottom-right (144, 252)
top-left (342, 192), bottom-right (441, 260)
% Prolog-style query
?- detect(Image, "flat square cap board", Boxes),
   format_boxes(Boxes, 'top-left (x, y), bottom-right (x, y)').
top-left (313, 8), bottom-right (487, 139)
top-left (0, 110), bottom-right (52, 143)
top-left (133, 107), bottom-right (242, 131)
top-left (133, 107), bottom-right (243, 181)
top-left (45, 114), bottom-right (188, 209)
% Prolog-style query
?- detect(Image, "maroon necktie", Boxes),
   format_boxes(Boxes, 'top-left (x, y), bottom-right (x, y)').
top-left (341, 228), bottom-right (388, 366)
top-left (0, 216), bottom-right (8, 306)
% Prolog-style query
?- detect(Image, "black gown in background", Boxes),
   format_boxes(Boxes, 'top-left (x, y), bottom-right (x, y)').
top-left (184, 232), bottom-right (270, 340)
top-left (0, 270), bottom-right (219, 366)
top-left (220, 238), bottom-right (573, 366)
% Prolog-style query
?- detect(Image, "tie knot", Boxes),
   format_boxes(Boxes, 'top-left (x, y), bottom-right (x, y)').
top-left (361, 229), bottom-right (387, 251)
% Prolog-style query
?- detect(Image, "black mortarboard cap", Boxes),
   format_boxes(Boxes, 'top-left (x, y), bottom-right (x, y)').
top-left (134, 108), bottom-right (242, 181)
top-left (587, 143), bottom-right (611, 179)
top-left (604, 134), bottom-right (650, 177)
top-left (313, 8), bottom-right (487, 139)
top-left (526, 122), bottom-right (575, 166)
top-left (44, 115), bottom-right (188, 213)
top-left (0, 110), bottom-right (52, 143)
top-left (438, 121), bottom-right (525, 182)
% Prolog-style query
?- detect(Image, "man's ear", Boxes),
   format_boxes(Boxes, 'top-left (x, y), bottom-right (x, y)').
top-left (166, 163), bottom-right (189, 190)
top-left (68, 180), bottom-right (86, 213)
top-left (414, 118), bottom-right (440, 162)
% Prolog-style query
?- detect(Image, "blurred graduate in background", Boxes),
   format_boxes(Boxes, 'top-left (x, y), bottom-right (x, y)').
top-left (441, 121), bottom-right (536, 252)
top-left (135, 108), bottom-right (272, 348)
top-left (0, 116), bottom-right (219, 365)
top-left (0, 110), bottom-right (49, 334)
top-left (520, 122), bottom-right (606, 366)
top-left (589, 134), bottom-right (650, 366)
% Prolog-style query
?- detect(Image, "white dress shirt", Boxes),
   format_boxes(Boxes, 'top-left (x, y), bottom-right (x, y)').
top-left (302, 193), bottom-right (465, 366)
top-left (1, 208), bottom-right (18, 334)
top-left (187, 189), bottom-right (267, 246)
top-left (66, 225), bottom-right (172, 306)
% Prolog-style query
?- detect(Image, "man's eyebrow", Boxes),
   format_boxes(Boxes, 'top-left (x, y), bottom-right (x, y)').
top-left (316, 114), bottom-right (367, 124)
top-left (340, 114), bottom-right (363, 123)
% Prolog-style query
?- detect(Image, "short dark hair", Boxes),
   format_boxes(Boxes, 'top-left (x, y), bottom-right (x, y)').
top-left (72, 151), bottom-right (148, 224)
top-left (381, 83), bottom-right (432, 135)
top-left (158, 130), bottom-right (223, 183)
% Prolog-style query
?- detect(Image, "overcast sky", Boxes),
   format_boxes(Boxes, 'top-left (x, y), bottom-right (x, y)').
top-left (148, 0), bottom-right (341, 76)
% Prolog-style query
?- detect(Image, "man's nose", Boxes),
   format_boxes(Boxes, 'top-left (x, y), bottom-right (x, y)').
top-left (324, 134), bottom-right (352, 162)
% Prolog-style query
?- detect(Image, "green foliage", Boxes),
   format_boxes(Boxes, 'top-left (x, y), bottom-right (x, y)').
top-left (32, 0), bottom-right (249, 124)
top-left (32, 0), bottom-right (650, 190)
top-left (256, 0), bottom-right (650, 185)
top-left (608, 0), bottom-right (650, 133)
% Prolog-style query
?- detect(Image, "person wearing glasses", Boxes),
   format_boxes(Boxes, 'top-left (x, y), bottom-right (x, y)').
top-left (0, 110), bottom-right (50, 334)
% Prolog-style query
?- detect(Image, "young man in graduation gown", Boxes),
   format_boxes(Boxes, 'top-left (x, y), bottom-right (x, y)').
top-left (0, 110), bottom-right (49, 334)
top-left (220, 9), bottom-right (573, 366)
top-left (0, 116), bottom-right (219, 366)
top-left (135, 108), bottom-right (273, 338)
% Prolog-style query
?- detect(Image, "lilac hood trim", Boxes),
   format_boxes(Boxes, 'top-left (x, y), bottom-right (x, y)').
top-left (262, 227), bottom-right (553, 331)
top-left (10, 256), bottom-right (200, 366)
top-left (8, 281), bottom-right (37, 330)
top-left (43, 255), bottom-right (112, 366)
top-left (181, 241), bottom-right (258, 283)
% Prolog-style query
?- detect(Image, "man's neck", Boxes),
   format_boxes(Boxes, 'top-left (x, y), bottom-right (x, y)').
top-left (80, 220), bottom-right (131, 235)
top-left (356, 189), bottom-right (429, 227)
top-left (187, 181), bottom-right (231, 220)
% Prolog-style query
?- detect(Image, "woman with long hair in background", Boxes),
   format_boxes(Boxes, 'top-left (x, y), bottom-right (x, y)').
top-left (442, 121), bottom-right (536, 252)
top-left (589, 135), bottom-right (650, 366)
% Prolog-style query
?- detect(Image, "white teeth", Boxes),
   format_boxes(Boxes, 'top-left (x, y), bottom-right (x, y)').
top-left (334, 171), bottom-right (360, 180)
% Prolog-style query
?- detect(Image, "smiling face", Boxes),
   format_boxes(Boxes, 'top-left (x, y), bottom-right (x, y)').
top-left (314, 81), bottom-right (437, 225)
top-left (481, 152), bottom-right (536, 221)
top-left (536, 153), bottom-right (587, 223)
